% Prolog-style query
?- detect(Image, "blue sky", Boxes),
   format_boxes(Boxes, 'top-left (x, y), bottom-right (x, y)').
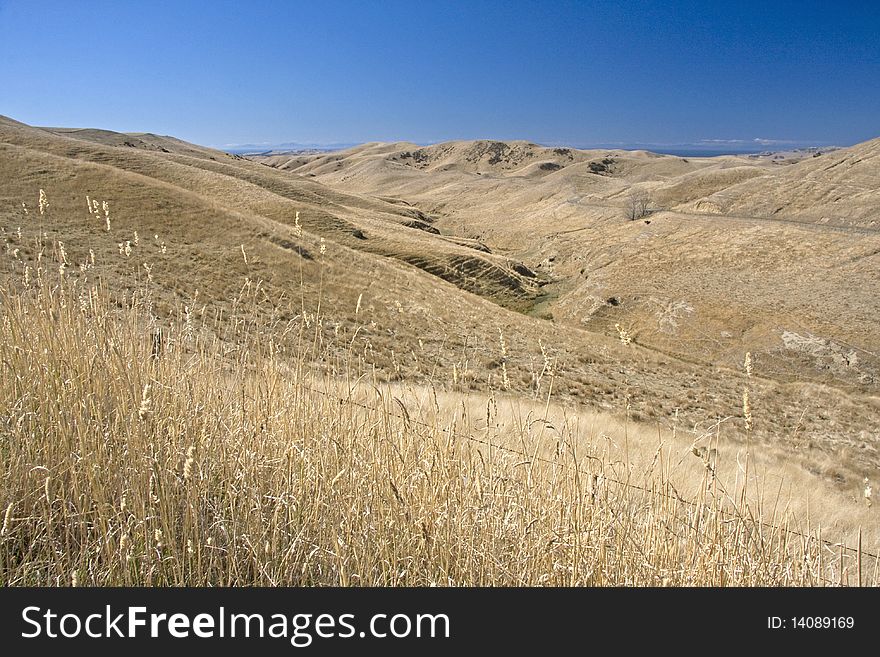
top-left (0, 1), bottom-right (878, 149)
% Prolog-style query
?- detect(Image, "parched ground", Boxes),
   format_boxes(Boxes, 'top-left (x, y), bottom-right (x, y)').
top-left (255, 136), bottom-right (880, 485)
top-left (2, 116), bottom-right (879, 510)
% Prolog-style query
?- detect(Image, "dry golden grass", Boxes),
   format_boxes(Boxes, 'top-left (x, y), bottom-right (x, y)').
top-left (0, 200), bottom-right (877, 587)
top-left (2, 117), bottom-right (879, 586)
top-left (4, 115), bottom-right (878, 492)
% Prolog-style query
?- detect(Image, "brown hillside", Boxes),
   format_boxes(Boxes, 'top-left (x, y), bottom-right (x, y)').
top-left (2, 116), bottom-right (879, 512)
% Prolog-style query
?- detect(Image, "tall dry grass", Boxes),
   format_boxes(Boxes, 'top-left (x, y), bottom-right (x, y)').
top-left (0, 194), bottom-right (876, 586)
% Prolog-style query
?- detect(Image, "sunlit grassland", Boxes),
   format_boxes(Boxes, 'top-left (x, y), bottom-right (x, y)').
top-left (0, 193), bottom-right (876, 586)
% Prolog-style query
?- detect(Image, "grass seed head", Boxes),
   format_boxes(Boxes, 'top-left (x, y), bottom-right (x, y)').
top-left (183, 446), bottom-right (195, 482)
top-left (1, 503), bottom-right (13, 536)
top-left (138, 384), bottom-right (152, 420)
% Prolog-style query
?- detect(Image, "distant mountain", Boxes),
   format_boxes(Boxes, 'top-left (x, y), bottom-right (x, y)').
top-left (221, 141), bottom-right (360, 155)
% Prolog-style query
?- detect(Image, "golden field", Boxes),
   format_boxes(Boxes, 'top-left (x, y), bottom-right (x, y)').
top-left (0, 116), bottom-right (877, 585)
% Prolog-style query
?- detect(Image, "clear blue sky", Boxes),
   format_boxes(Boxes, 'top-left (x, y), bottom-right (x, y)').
top-left (1, 0), bottom-right (878, 148)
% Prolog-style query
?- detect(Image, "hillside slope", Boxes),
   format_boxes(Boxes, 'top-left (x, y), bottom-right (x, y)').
top-left (255, 137), bottom-right (880, 398)
top-left (680, 137), bottom-right (880, 227)
top-left (2, 116), bottom-right (879, 501)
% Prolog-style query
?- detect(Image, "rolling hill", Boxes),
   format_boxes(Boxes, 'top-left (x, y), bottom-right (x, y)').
top-left (2, 115), bottom-right (879, 506)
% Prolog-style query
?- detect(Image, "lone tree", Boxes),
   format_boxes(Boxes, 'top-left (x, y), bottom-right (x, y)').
top-left (626, 191), bottom-right (650, 221)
